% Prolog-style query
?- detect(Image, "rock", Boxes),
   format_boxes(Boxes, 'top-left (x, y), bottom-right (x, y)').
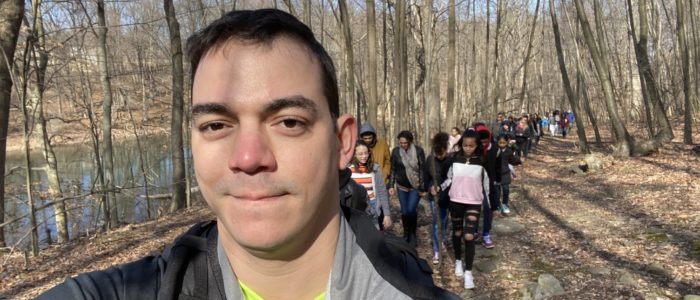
top-left (588, 266), bottom-right (612, 276)
top-left (584, 153), bottom-right (603, 171)
top-left (683, 295), bottom-right (700, 300)
top-left (475, 246), bottom-right (501, 259)
top-left (644, 232), bottom-right (669, 242)
top-left (644, 294), bottom-right (671, 300)
top-left (617, 270), bottom-right (637, 287)
top-left (690, 240), bottom-right (700, 259)
top-left (474, 260), bottom-right (498, 273)
top-left (492, 219), bottom-right (526, 234)
top-left (460, 289), bottom-right (476, 299)
top-left (520, 281), bottom-right (538, 300)
top-left (535, 273), bottom-right (566, 298)
top-left (645, 263), bottom-right (670, 277)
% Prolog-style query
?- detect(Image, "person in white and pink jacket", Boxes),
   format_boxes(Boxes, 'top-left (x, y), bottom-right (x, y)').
top-left (435, 128), bottom-right (490, 290)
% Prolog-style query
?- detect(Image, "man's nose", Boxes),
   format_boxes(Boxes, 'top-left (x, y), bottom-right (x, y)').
top-left (227, 126), bottom-right (276, 174)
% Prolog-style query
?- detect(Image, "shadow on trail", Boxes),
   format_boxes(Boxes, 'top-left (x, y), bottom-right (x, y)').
top-left (524, 173), bottom-right (699, 261)
top-left (518, 186), bottom-right (699, 295)
top-left (637, 157), bottom-right (700, 177)
top-left (1, 218), bottom-right (197, 297)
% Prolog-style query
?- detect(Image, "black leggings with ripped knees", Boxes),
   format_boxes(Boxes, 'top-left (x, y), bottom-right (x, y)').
top-left (449, 202), bottom-right (481, 271)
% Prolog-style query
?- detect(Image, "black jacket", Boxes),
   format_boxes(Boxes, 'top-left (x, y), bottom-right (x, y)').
top-left (389, 146), bottom-right (426, 192)
top-left (37, 211), bottom-right (460, 300)
top-left (483, 143), bottom-right (502, 211)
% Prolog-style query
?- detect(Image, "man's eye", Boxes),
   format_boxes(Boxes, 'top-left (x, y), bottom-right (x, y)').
top-left (281, 119), bottom-right (303, 128)
top-left (202, 122), bottom-right (225, 131)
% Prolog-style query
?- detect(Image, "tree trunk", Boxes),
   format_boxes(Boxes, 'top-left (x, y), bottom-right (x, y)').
top-left (164, 0), bottom-right (187, 212)
top-left (492, 0), bottom-right (504, 116)
top-left (28, 0), bottom-right (69, 243)
top-left (394, 0), bottom-right (408, 132)
top-left (574, 0), bottom-right (635, 156)
top-left (628, 0), bottom-right (674, 142)
top-left (96, 0), bottom-right (118, 227)
top-left (0, 0), bottom-right (24, 248)
top-left (519, 0), bottom-right (541, 114)
top-left (339, 0), bottom-right (355, 120)
top-left (484, 0), bottom-right (490, 115)
top-left (676, 0), bottom-right (694, 144)
top-left (366, 0), bottom-right (378, 128)
top-left (303, 0), bottom-right (311, 29)
top-left (549, 0), bottom-right (589, 154)
top-left (446, 0), bottom-right (456, 128)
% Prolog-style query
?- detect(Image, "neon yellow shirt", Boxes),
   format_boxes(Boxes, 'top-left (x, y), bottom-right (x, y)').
top-left (238, 280), bottom-right (325, 300)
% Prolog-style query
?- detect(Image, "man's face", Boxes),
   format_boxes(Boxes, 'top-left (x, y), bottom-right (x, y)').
top-left (361, 133), bottom-right (374, 145)
top-left (191, 37), bottom-right (355, 254)
top-left (497, 114), bottom-right (504, 122)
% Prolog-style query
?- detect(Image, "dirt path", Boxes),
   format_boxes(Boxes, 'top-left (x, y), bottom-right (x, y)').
top-left (413, 135), bottom-right (700, 299)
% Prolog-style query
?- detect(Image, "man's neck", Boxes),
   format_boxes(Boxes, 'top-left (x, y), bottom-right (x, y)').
top-left (219, 213), bottom-right (340, 300)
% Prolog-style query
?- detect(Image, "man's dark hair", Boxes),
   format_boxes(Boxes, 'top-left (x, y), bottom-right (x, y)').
top-left (186, 9), bottom-right (339, 118)
top-left (397, 130), bottom-right (414, 144)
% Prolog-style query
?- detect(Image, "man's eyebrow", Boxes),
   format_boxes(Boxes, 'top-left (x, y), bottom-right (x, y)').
top-left (191, 103), bottom-right (231, 118)
top-left (261, 96), bottom-right (319, 118)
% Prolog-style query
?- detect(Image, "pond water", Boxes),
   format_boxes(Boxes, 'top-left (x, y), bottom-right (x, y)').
top-left (2, 135), bottom-right (191, 249)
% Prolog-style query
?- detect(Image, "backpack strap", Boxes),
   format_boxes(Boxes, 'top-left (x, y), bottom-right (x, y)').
top-left (157, 221), bottom-right (216, 300)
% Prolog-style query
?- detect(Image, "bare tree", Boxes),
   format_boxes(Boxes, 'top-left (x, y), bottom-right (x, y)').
top-left (446, 0), bottom-right (456, 128)
top-left (95, 0), bottom-right (118, 227)
top-left (366, 0), bottom-right (378, 128)
top-left (676, 0), bottom-right (694, 144)
top-left (164, 0), bottom-right (187, 212)
top-left (518, 0), bottom-right (541, 113)
top-left (549, 0), bottom-right (589, 154)
top-left (627, 0), bottom-right (674, 142)
top-left (574, 0), bottom-right (635, 156)
top-left (0, 0), bottom-right (24, 248)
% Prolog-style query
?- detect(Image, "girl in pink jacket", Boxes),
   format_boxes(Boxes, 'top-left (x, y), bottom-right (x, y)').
top-left (438, 128), bottom-right (489, 290)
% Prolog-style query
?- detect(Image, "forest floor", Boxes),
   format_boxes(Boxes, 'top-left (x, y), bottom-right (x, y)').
top-left (413, 128), bottom-right (700, 299)
top-left (1, 127), bottom-right (700, 299)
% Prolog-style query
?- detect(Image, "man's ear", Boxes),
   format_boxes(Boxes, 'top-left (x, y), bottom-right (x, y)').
top-left (336, 114), bottom-right (357, 169)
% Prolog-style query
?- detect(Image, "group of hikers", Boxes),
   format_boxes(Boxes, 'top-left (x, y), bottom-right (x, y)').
top-left (346, 109), bottom-right (570, 290)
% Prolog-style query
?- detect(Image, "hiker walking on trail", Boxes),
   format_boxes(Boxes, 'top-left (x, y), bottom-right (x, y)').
top-left (495, 135), bottom-right (521, 215)
top-left (359, 123), bottom-right (392, 185)
top-left (514, 117), bottom-right (532, 158)
top-left (560, 112), bottom-right (570, 139)
top-left (38, 9), bottom-right (459, 300)
top-left (549, 110), bottom-right (559, 136)
top-left (475, 124), bottom-right (501, 249)
top-left (448, 127), bottom-right (462, 154)
top-left (438, 129), bottom-right (490, 289)
top-left (350, 141), bottom-right (393, 231)
top-left (389, 130), bottom-right (427, 247)
top-left (424, 132), bottom-right (453, 264)
top-left (490, 112), bottom-right (506, 138)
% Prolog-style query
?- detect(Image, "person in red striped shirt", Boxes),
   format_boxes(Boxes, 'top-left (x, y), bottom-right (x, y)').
top-left (349, 141), bottom-right (393, 230)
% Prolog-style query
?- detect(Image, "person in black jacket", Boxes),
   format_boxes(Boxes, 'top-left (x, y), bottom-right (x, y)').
top-left (37, 9), bottom-right (459, 300)
top-left (474, 123), bottom-right (501, 249)
top-left (424, 132), bottom-right (453, 264)
top-left (389, 130), bottom-right (427, 247)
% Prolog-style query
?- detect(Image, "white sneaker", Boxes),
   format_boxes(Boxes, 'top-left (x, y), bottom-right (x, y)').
top-left (464, 270), bottom-right (475, 289)
top-left (454, 260), bottom-right (464, 277)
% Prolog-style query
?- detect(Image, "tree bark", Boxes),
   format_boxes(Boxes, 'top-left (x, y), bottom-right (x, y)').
top-left (676, 0), bottom-right (694, 144)
top-left (366, 0), bottom-right (378, 128)
top-left (446, 0), bottom-right (456, 128)
top-left (628, 0), bottom-right (674, 142)
top-left (96, 0), bottom-right (118, 227)
top-left (0, 0), bottom-right (24, 248)
top-left (549, 0), bottom-right (589, 154)
top-left (574, 0), bottom-right (635, 156)
top-left (164, 0), bottom-right (187, 212)
top-left (519, 0), bottom-right (540, 114)
top-left (338, 0), bottom-right (355, 121)
top-left (28, 0), bottom-right (69, 243)
top-left (492, 0), bottom-right (504, 116)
